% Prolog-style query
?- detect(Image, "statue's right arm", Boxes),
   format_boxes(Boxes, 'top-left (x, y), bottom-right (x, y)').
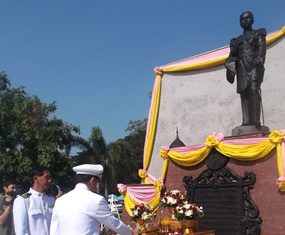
top-left (225, 37), bottom-right (239, 83)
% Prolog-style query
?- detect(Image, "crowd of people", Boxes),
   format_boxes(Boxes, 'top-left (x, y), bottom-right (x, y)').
top-left (0, 164), bottom-right (133, 235)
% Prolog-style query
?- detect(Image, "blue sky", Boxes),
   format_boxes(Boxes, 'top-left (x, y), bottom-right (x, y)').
top-left (0, 1), bottom-right (284, 143)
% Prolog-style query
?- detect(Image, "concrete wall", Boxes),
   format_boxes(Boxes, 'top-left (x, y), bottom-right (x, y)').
top-left (148, 36), bottom-right (285, 178)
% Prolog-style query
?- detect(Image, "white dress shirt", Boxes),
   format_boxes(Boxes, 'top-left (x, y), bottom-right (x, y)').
top-left (50, 183), bottom-right (132, 235)
top-left (13, 188), bottom-right (55, 235)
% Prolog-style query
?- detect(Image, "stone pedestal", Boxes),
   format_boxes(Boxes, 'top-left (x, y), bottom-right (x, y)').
top-left (232, 125), bottom-right (270, 136)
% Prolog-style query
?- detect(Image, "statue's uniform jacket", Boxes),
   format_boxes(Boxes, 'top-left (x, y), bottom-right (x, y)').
top-left (13, 188), bottom-right (55, 235)
top-left (231, 28), bottom-right (267, 93)
top-left (50, 183), bottom-right (132, 235)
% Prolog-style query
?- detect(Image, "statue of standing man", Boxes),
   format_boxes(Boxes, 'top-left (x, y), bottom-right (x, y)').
top-left (225, 11), bottom-right (267, 132)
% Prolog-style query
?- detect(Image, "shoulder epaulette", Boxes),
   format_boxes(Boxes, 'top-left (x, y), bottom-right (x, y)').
top-left (231, 36), bottom-right (243, 44)
top-left (20, 193), bottom-right (31, 199)
top-left (256, 28), bottom-right (267, 37)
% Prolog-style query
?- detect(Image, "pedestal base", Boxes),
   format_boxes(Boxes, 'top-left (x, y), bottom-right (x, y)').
top-left (232, 125), bottom-right (270, 136)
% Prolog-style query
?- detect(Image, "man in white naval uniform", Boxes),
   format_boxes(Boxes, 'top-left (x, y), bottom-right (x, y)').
top-left (13, 167), bottom-right (55, 235)
top-left (50, 164), bottom-right (133, 235)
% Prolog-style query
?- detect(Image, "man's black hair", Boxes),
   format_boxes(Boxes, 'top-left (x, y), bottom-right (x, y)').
top-left (47, 184), bottom-right (60, 197)
top-left (31, 166), bottom-right (50, 183)
top-left (75, 174), bottom-right (99, 183)
top-left (3, 179), bottom-right (17, 187)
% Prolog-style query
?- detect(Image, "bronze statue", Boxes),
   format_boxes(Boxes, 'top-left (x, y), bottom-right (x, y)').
top-left (225, 11), bottom-right (266, 128)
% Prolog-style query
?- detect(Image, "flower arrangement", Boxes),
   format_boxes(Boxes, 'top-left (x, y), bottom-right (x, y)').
top-left (161, 189), bottom-right (185, 208)
top-left (173, 201), bottom-right (204, 221)
top-left (130, 203), bottom-right (153, 222)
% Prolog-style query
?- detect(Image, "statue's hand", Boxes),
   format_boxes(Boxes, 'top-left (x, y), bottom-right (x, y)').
top-left (226, 69), bottom-right (235, 84)
top-left (255, 57), bottom-right (264, 65)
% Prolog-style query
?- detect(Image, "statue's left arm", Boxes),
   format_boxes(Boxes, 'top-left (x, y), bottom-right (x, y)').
top-left (256, 28), bottom-right (267, 65)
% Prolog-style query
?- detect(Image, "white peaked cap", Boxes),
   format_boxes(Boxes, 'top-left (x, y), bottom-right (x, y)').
top-left (73, 164), bottom-right (104, 176)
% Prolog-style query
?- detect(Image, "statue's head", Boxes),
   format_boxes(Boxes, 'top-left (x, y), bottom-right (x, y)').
top-left (240, 11), bottom-right (254, 30)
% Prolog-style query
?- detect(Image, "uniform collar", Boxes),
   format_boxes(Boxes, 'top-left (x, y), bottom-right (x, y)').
top-left (29, 187), bottom-right (45, 197)
top-left (75, 183), bottom-right (90, 191)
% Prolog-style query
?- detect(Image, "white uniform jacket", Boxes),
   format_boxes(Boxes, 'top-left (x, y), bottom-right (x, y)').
top-left (13, 188), bottom-right (55, 235)
top-left (50, 183), bottom-right (132, 235)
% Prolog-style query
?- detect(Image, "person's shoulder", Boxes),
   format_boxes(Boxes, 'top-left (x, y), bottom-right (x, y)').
top-left (19, 192), bottom-right (32, 199)
top-left (13, 192), bottom-right (31, 204)
top-left (95, 193), bottom-right (105, 200)
top-left (84, 191), bottom-right (106, 205)
top-left (85, 191), bottom-right (104, 199)
top-left (237, 33), bottom-right (244, 39)
top-left (230, 35), bottom-right (242, 45)
top-left (53, 189), bottom-right (74, 203)
top-left (255, 28), bottom-right (267, 37)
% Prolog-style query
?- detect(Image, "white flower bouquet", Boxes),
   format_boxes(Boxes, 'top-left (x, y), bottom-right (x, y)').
top-left (130, 203), bottom-right (153, 222)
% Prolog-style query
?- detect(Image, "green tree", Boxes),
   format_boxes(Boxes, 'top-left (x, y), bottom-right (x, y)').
top-left (105, 118), bottom-right (146, 194)
top-left (75, 120), bottom-right (146, 196)
top-left (107, 139), bottom-right (140, 193)
top-left (124, 118), bottom-right (147, 169)
top-left (0, 72), bottom-right (80, 190)
top-left (125, 118), bottom-right (148, 136)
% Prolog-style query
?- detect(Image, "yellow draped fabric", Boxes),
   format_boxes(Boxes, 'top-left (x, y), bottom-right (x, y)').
top-left (159, 130), bottom-right (285, 191)
top-left (123, 129), bottom-right (284, 216)
top-left (167, 145), bottom-right (210, 167)
top-left (123, 191), bottom-right (161, 215)
top-left (143, 70), bottom-right (162, 170)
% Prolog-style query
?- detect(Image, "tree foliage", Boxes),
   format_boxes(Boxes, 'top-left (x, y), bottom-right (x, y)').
top-left (75, 127), bottom-right (107, 165)
top-left (74, 119), bottom-right (146, 195)
top-left (0, 72), bottom-right (148, 195)
top-left (124, 118), bottom-right (147, 168)
top-left (0, 72), bottom-right (80, 190)
top-left (106, 118), bottom-right (146, 194)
